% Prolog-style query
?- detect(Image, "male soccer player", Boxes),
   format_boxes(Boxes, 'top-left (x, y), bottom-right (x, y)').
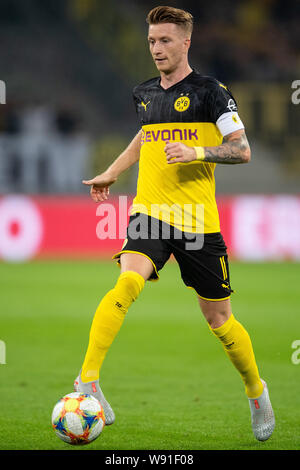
top-left (74, 6), bottom-right (275, 441)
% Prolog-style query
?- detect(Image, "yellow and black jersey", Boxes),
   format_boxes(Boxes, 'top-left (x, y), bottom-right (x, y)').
top-left (131, 69), bottom-right (243, 233)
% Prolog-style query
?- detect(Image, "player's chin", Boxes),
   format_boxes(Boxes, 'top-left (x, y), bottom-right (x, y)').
top-left (155, 60), bottom-right (170, 72)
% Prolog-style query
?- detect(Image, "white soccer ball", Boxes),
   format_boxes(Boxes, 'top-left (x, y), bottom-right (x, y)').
top-left (51, 392), bottom-right (105, 445)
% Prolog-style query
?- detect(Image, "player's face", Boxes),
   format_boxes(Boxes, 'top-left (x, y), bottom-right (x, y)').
top-left (148, 23), bottom-right (191, 74)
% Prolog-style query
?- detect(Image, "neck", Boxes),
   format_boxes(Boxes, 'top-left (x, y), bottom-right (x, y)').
top-left (160, 63), bottom-right (193, 90)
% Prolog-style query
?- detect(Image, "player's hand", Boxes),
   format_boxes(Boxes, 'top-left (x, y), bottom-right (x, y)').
top-left (165, 141), bottom-right (197, 164)
top-left (82, 171), bottom-right (117, 202)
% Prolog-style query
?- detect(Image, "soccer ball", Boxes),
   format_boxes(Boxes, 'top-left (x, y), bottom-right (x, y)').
top-left (51, 392), bottom-right (105, 445)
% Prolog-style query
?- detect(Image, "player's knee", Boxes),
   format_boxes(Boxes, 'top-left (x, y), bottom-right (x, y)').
top-left (205, 311), bottom-right (230, 329)
top-left (198, 297), bottom-right (231, 328)
top-left (200, 306), bottom-right (231, 329)
top-left (115, 270), bottom-right (145, 304)
top-left (120, 252), bottom-right (154, 280)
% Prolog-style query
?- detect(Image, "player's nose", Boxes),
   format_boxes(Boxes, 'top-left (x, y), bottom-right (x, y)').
top-left (152, 43), bottom-right (163, 55)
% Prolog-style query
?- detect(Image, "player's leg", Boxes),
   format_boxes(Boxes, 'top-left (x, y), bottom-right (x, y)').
top-left (198, 296), bottom-right (263, 399)
top-left (80, 253), bottom-right (152, 383)
top-left (120, 252), bottom-right (154, 276)
top-left (198, 296), bottom-right (275, 441)
top-left (76, 213), bottom-right (170, 424)
top-left (173, 235), bottom-right (263, 399)
top-left (75, 253), bottom-right (152, 424)
top-left (173, 233), bottom-right (274, 441)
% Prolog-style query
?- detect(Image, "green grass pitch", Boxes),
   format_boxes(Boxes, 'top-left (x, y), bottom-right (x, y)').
top-left (0, 259), bottom-right (299, 450)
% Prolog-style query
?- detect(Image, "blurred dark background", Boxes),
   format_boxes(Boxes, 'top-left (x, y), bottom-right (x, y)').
top-left (0, 0), bottom-right (299, 195)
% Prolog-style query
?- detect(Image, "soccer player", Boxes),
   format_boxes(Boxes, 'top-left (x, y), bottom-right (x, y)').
top-left (74, 6), bottom-right (275, 441)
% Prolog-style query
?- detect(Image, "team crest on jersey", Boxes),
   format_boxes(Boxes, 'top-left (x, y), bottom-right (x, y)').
top-left (174, 95), bottom-right (190, 112)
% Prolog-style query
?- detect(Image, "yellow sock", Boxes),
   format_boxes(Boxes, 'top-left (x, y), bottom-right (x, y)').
top-left (81, 270), bottom-right (145, 383)
top-left (209, 314), bottom-right (264, 398)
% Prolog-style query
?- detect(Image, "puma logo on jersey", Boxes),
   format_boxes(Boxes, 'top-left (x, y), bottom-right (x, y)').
top-left (222, 283), bottom-right (230, 290)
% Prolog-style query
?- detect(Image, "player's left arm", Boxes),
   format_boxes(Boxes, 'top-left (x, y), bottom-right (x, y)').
top-left (202, 128), bottom-right (251, 164)
top-left (165, 129), bottom-right (251, 165)
top-left (166, 80), bottom-right (251, 165)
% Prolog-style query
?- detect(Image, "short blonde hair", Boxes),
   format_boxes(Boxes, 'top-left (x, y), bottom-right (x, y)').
top-left (146, 6), bottom-right (193, 36)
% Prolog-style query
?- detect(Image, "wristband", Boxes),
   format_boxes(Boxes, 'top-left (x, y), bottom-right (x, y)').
top-left (194, 146), bottom-right (205, 161)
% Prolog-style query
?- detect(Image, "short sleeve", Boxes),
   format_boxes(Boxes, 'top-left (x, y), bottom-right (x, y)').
top-left (132, 86), bottom-right (140, 115)
top-left (205, 80), bottom-right (244, 136)
top-left (206, 81), bottom-right (239, 123)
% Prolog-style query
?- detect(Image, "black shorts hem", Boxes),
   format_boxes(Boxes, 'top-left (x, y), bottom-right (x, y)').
top-left (112, 249), bottom-right (160, 281)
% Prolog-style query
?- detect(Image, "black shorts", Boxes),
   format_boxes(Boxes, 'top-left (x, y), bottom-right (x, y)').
top-left (113, 213), bottom-right (233, 301)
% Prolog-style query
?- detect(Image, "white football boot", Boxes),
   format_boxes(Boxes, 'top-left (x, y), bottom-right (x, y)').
top-left (248, 379), bottom-right (275, 441)
top-left (74, 372), bottom-right (115, 426)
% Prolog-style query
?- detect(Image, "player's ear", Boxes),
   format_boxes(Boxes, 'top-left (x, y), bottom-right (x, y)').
top-left (184, 37), bottom-right (191, 51)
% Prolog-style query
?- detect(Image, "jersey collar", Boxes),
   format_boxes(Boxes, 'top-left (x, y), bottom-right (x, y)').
top-left (156, 68), bottom-right (197, 92)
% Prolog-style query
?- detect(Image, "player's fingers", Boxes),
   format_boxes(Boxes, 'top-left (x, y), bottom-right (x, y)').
top-left (164, 141), bottom-right (178, 151)
top-left (164, 143), bottom-right (175, 153)
top-left (95, 193), bottom-right (104, 203)
top-left (91, 186), bottom-right (103, 201)
top-left (100, 187), bottom-right (109, 199)
top-left (95, 187), bottom-right (109, 202)
top-left (165, 147), bottom-right (181, 159)
top-left (91, 193), bottom-right (99, 202)
top-left (82, 179), bottom-right (95, 185)
top-left (167, 156), bottom-right (184, 164)
top-left (166, 150), bottom-right (181, 161)
top-left (90, 187), bottom-right (99, 202)
top-left (166, 155), bottom-right (174, 161)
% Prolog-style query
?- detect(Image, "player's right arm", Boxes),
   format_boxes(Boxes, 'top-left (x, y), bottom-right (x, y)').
top-left (83, 130), bottom-right (142, 202)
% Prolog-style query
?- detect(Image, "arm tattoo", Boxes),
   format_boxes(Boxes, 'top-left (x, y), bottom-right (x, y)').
top-left (203, 131), bottom-right (250, 164)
